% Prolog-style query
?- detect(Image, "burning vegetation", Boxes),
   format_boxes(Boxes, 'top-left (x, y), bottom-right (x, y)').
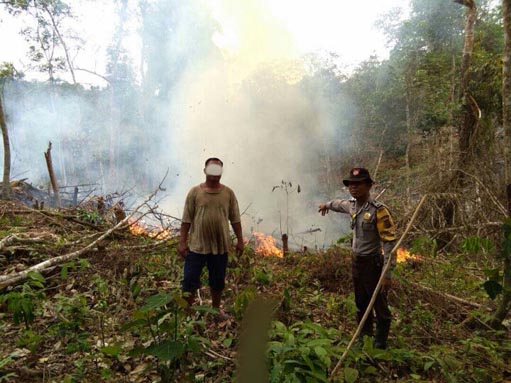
top-left (252, 231), bottom-right (284, 258)
top-left (396, 247), bottom-right (421, 263)
top-left (128, 219), bottom-right (174, 241)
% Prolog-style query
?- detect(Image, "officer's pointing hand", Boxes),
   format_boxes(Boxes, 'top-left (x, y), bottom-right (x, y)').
top-left (318, 204), bottom-right (329, 216)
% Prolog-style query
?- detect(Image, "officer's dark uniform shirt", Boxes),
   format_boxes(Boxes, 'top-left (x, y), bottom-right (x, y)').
top-left (326, 197), bottom-right (397, 278)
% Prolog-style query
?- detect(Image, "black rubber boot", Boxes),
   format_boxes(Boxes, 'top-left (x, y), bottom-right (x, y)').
top-left (374, 319), bottom-right (391, 349)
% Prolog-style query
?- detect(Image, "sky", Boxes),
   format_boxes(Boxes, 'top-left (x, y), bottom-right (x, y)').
top-left (0, 0), bottom-right (409, 84)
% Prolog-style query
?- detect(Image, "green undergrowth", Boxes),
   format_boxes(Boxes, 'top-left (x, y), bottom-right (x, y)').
top-left (0, 206), bottom-right (510, 382)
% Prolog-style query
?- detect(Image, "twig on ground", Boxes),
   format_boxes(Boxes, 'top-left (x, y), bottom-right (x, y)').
top-left (0, 189), bottom-right (159, 290)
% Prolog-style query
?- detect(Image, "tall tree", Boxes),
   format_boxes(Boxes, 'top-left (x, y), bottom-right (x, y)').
top-left (491, 0), bottom-right (511, 328)
top-left (0, 63), bottom-right (22, 199)
top-left (505, 0), bottom-right (511, 184)
top-left (0, 89), bottom-right (10, 199)
top-left (3, 0), bottom-right (77, 83)
top-left (453, 0), bottom-right (478, 180)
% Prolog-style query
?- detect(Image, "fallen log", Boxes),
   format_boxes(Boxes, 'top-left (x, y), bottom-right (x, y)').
top-left (0, 189), bottom-right (158, 290)
top-left (407, 281), bottom-right (483, 309)
top-left (0, 233), bottom-right (57, 252)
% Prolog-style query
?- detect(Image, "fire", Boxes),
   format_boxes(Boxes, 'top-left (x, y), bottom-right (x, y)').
top-left (128, 219), bottom-right (173, 240)
top-left (253, 232), bottom-right (283, 258)
top-left (396, 247), bottom-right (421, 263)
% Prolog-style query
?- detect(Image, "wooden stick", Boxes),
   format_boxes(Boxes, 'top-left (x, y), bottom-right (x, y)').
top-left (407, 281), bottom-right (483, 309)
top-left (0, 189), bottom-right (159, 290)
top-left (44, 142), bottom-right (61, 208)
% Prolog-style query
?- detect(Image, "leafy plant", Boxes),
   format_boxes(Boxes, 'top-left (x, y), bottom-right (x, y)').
top-left (60, 259), bottom-right (90, 280)
top-left (0, 271), bottom-right (46, 329)
top-left (0, 353), bottom-right (17, 382)
top-left (50, 293), bottom-right (91, 353)
top-left (460, 236), bottom-right (494, 254)
top-left (17, 329), bottom-right (42, 353)
top-left (410, 236), bottom-right (437, 258)
top-left (253, 267), bottom-right (273, 285)
top-left (122, 291), bottom-right (207, 382)
top-left (267, 320), bottom-right (341, 382)
top-left (77, 209), bottom-right (102, 224)
top-left (232, 286), bottom-right (257, 320)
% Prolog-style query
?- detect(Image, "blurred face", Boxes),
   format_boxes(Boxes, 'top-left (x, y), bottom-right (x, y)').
top-left (204, 159), bottom-right (223, 183)
top-left (347, 180), bottom-right (372, 200)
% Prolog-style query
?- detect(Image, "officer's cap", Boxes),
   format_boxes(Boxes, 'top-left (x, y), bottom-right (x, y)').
top-left (343, 168), bottom-right (374, 186)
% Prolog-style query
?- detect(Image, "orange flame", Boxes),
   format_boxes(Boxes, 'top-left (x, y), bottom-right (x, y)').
top-left (128, 219), bottom-right (173, 240)
top-left (253, 232), bottom-right (283, 258)
top-left (396, 247), bottom-right (421, 263)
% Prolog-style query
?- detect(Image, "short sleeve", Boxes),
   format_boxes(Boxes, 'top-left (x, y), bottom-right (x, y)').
top-left (182, 188), bottom-right (196, 223)
top-left (228, 189), bottom-right (241, 223)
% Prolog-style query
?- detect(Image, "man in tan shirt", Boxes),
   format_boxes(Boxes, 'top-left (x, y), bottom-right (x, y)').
top-left (178, 158), bottom-right (244, 318)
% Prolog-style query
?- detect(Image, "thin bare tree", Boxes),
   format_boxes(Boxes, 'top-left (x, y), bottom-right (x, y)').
top-left (0, 93), bottom-right (10, 199)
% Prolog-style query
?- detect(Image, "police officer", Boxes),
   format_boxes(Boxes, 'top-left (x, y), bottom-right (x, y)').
top-left (318, 168), bottom-right (396, 349)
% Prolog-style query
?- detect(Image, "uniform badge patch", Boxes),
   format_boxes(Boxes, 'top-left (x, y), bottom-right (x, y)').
top-left (363, 212), bottom-right (371, 220)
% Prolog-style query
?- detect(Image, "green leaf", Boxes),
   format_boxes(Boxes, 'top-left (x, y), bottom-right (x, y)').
top-left (100, 344), bottom-right (122, 357)
top-left (60, 265), bottom-right (68, 280)
top-left (0, 355), bottom-right (13, 369)
top-left (140, 293), bottom-right (173, 313)
top-left (483, 280), bottom-right (502, 300)
top-left (424, 360), bottom-right (434, 371)
top-left (27, 271), bottom-right (45, 282)
top-left (344, 367), bottom-right (359, 383)
top-left (120, 318), bottom-right (147, 332)
top-left (145, 341), bottom-right (185, 361)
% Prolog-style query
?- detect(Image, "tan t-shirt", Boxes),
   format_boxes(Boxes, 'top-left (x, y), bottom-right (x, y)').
top-left (182, 184), bottom-right (241, 255)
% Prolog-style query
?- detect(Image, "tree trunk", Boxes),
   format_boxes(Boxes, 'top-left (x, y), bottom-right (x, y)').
top-left (491, 184), bottom-right (511, 328)
top-left (281, 234), bottom-right (288, 256)
top-left (107, 0), bottom-right (128, 191)
top-left (43, 5), bottom-right (76, 84)
top-left (489, 0), bottom-right (511, 329)
top-left (405, 87), bottom-right (414, 208)
top-left (453, 0), bottom-right (477, 178)
top-left (504, 0), bottom-right (511, 185)
top-left (0, 94), bottom-right (10, 199)
top-left (44, 142), bottom-right (61, 208)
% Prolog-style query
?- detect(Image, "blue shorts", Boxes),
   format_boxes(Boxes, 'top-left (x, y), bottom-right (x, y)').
top-left (182, 251), bottom-right (228, 292)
